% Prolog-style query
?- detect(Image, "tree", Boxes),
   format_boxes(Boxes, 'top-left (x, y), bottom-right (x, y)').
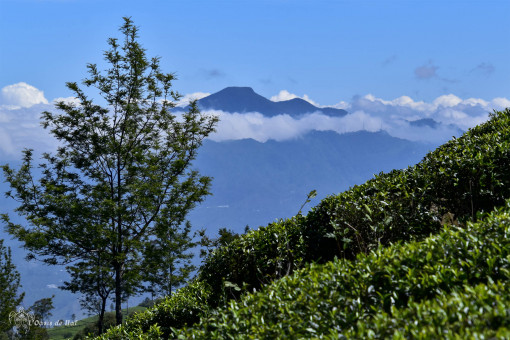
top-left (1, 17), bottom-right (218, 327)
top-left (29, 296), bottom-right (54, 325)
top-left (0, 239), bottom-right (24, 336)
top-left (142, 221), bottom-right (196, 298)
top-left (67, 249), bottom-right (114, 334)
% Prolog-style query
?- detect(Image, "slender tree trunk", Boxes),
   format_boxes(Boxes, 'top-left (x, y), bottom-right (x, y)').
top-left (115, 263), bottom-right (123, 325)
top-left (98, 295), bottom-right (107, 335)
top-left (169, 262), bottom-right (172, 297)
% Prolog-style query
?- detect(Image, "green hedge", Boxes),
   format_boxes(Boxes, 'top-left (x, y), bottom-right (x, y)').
top-left (175, 199), bottom-right (510, 339)
top-left (348, 281), bottom-right (510, 339)
top-left (95, 280), bottom-right (211, 339)
top-left (199, 215), bottom-right (308, 304)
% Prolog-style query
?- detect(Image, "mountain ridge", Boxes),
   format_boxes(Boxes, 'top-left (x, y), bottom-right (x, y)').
top-left (178, 86), bottom-right (348, 117)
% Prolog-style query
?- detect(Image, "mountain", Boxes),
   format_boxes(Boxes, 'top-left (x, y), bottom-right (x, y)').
top-left (189, 130), bottom-right (433, 233)
top-left (178, 87), bottom-right (348, 117)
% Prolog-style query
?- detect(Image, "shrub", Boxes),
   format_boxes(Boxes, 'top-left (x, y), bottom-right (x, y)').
top-left (95, 280), bottom-right (211, 339)
top-left (97, 108), bottom-right (510, 339)
top-left (200, 108), bottom-right (510, 300)
top-left (198, 215), bottom-right (308, 304)
top-left (176, 199), bottom-right (510, 338)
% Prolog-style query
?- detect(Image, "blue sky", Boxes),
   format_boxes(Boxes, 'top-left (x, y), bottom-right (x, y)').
top-left (1, 0), bottom-right (509, 105)
top-left (0, 0), bottom-right (508, 157)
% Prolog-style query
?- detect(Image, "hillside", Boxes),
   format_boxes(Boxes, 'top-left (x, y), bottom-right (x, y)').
top-left (175, 200), bottom-right (510, 338)
top-left (96, 108), bottom-right (510, 339)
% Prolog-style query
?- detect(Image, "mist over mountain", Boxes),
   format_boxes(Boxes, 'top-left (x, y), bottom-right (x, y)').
top-left (173, 87), bottom-right (488, 145)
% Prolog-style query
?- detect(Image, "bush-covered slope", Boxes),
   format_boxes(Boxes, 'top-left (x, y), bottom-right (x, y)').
top-left (96, 108), bottom-right (510, 339)
top-left (175, 200), bottom-right (510, 339)
top-left (200, 108), bottom-right (510, 302)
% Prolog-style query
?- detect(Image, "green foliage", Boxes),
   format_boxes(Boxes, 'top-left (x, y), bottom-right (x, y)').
top-left (96, 280), bottom-right (212, 339)
top-left (29, 295), bottom-right (54, 324)
top-left (199, 216), bottom-right (308, 305)
top-left (175, 199), bottom-right (510, 338)
top-left (348, 281), bottom-right (510, 339)
top-left (199, 108), bottom-right (510, 304)
top-left (142, 221), bottom-right (196, 299)
top-left (198, 228), bottom-right (241, 260)
top-left (73, 313), bottom-right (116, 340)
top-left (97, 108), bottom-right (510, 338)
top-left (46, 306), bottom-right (146, 340)
top-left (1, 17), bottom-right (217, 328)
top-left (137, 297), bottom-right (158, 309)
top-left (0, 239), bottom-right (24, 335)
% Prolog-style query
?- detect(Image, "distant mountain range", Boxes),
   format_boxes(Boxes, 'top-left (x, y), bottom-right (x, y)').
top-left (176, 86), bottom-right (348, 117)
top-left (0, 86), bottom-right (437, 322)
top-left (190, 130), bottom-right (433, 231)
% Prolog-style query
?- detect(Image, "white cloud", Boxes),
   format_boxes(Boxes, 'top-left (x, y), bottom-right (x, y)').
top-left (433, 94), bottom-right (462, 108)
top-left (176, 92), bottom-right (211, 107)
top-left (1, 82), bottom-right (49, 108)
top-left (207, 92), bottom-right (510, 144)
top-left (270, 90), bottom-right (299, 102)
top-left (270, 90), bottom-right (321, 107)
top-left (0, 127), bottom-right (15, 155)
top-left (492, 97), bottom-right (510, 109)
top-left (207, 110), bottom-right (384, 143)
top-left (47, 284), bottom-right (58, 289)
top-left (332, 101), bottom-right (350, 110)
top-left (1, 82), bottom-right (509, 156)
top-left (0, 101), bottom-right (58, 158)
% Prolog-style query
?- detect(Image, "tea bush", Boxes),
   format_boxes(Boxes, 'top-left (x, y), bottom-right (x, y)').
top-left (198, 215), bottom-right (308, 304)
top-left (96, 108), bottom-right (510, 338)
top-left (200, 108), bottom-right (510, 299)
top-left (175, 199), bottom-right (510, 338)
top-left (347, 281), bottom-right (510, 339)
top-left (96, 280), bottom-right (211, 339)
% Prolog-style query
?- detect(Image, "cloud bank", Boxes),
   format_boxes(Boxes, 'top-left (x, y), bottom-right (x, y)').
top-left (1, 83), bottom-right (509, 157)
top-left (208, 91), bottom-right (510, 144)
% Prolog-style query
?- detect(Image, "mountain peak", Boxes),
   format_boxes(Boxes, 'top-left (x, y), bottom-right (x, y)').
top-left (218, 86), bottom-right (256, 94)
top-left (196, 87), bottom-right (347, 117)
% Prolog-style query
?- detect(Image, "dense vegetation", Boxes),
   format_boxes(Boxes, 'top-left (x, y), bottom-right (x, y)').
top-left (0, 240), bottom-right (23, 338)
top-left (97, 108), bottom-right (510, 339)
top-left (176, 199), bottom-right (510, 338)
